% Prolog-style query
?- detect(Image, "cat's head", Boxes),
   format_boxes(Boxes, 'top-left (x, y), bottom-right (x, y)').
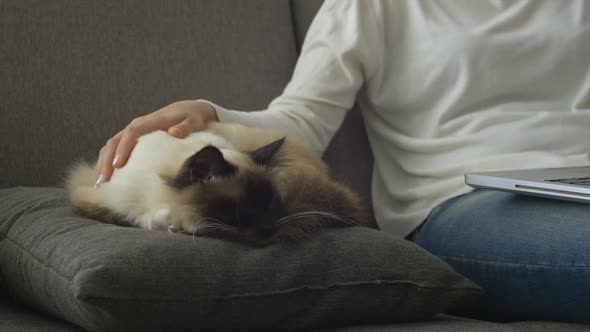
top-left (164, 138), bottom-right (291, 245)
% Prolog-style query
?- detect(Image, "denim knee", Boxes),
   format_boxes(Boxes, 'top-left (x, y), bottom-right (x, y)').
top-left (415, 190), bottom-right (590, 323)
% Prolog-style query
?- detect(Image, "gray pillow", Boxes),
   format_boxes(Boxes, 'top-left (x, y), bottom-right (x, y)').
top-left (0, 187), bottom-right (481, 331)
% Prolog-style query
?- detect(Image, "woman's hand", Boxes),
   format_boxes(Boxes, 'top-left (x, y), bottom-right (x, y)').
top-left (95, 100), bottom-right (218, 186)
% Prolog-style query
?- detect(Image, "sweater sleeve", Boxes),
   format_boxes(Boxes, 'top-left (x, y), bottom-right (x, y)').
top-left (204, 0), bottom-right (381, 152)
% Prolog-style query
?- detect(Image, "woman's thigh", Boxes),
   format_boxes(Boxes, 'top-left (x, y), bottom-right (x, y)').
top-left (415, 189), bottom-right (590, 323)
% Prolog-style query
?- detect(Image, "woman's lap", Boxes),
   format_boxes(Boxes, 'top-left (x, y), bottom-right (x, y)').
top-left (415, 189), bottom-right (590, 323)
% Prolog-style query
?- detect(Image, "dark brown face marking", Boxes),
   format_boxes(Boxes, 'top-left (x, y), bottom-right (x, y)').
top-left (201, 173), bottom-right (286, 241)
top-left (167, 140), bottom-right (289, 243)
top-left (163, 139), bottom-right (369, 246)
top-left (169, 145), bottom-right (237, 189)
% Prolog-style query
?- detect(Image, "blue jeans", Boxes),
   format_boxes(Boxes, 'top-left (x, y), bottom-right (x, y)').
top-left (415, 189), bottom-right (590, 323)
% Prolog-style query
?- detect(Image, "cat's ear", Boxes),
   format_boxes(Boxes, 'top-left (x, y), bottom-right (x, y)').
top-left (189, 146), bottom-right (237, 182)
top-left (249, 137), bottom-right (286, 167)
top-left (171, 146), bottom-right (236, 188)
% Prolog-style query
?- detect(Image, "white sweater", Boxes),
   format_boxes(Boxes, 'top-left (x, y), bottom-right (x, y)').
top-left (210, 0), bottom-right (590, 237)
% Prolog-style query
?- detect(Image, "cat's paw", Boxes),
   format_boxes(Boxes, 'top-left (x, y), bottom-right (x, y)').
top-left (148, 207), bottom-right (192, 234)
top-left (148, 207), bottom-right (174, 232)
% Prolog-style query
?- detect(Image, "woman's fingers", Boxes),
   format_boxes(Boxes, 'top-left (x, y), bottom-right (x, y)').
top-left (111, 117), bottom-right (152, 169)
top-left (94, 100), bottom-right (218, 186)
top-left (98, 115), bottom-right (177, 182)
top-left (96, 133), bottom-right (122, 186)
top-left (168, 115), bottom-right (204, 138)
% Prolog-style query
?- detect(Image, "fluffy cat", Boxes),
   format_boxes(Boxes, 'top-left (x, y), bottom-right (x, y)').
top-left (66, 122), bottom-right (369, 245)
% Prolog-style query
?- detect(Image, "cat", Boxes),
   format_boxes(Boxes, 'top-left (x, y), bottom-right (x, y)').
top-left (66, 122), bottom-right (369, 246)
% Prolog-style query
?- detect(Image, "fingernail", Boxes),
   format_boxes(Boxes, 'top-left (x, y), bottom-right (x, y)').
top-left (112, 155), bottom-right (120, 167)
top-left (95, 174), bottom-right (104, 188)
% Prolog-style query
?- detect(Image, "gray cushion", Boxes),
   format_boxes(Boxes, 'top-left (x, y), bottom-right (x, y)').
top-left (0, 0), bottom-right (297, 188)
top-left (0, 187), bottom-right (482, 331)
top-left (318, 315), bottom-right (590, 332)
top-left (0, 298), bottom-right (83, 332)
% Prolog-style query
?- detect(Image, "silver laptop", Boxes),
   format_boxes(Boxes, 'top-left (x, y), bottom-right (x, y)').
top-left (465, 166), bottom-right (590, 203)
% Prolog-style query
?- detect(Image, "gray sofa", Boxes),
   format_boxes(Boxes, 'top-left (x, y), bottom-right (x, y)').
top-left (1, 1), bottom-right (589, 331)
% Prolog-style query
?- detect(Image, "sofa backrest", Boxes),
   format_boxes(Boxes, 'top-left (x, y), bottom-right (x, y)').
top-left (0, 0), bottom-right (373, 216)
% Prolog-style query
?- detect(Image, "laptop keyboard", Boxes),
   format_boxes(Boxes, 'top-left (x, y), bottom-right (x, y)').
top-left (545, 177), bottom-right (590, 186)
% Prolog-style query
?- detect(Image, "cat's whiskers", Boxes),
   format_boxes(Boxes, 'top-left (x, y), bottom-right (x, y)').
top-left (197, 216), bottom-right (228, 226)
top-left (277, 211), bottom-right (358, 226)
top-left (188, 217), bottom-right (235, 240)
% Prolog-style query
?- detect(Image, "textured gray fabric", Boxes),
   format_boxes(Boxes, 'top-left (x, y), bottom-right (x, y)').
top-left (318, 315), bottom-right (523, 332)
top-left (0, 0), bottom-right (297, 188)
top-left (317, 315), bottom-right (590, 332)
top-left (0, 187), bottom-right (481, 332)
top-left (508, 320), bottom-right (590, 331)
top-left (0, 298), bottom-right (83, 332)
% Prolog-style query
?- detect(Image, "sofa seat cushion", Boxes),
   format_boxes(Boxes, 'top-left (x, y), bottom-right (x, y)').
top-left (320, 314), bottom-right (590, 332)
top-left (0, 187), bottom-right (481, 331)
top-left (0, 297), bottom-right (82, 331)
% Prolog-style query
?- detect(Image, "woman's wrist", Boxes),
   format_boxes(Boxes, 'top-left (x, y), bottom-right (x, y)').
top-left (193, 100), bottom-right (219, 123)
